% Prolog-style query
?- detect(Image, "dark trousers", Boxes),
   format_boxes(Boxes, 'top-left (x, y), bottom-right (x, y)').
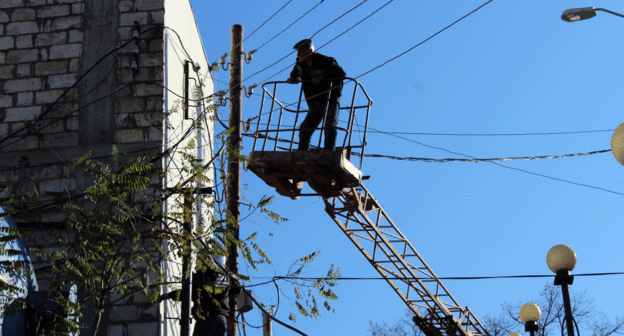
top-left (193, 315), bottom-right (227, 336)
top-left (298, 99), bottom-right (340, 151)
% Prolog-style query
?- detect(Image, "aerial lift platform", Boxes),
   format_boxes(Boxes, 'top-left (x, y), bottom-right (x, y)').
top-left (247, 79), bottom-right (489, 336)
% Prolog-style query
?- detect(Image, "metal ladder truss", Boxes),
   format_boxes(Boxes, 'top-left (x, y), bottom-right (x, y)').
top-left (324, 183), bottom-right (489, 336)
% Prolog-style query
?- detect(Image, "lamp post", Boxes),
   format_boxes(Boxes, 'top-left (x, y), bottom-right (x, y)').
top-left (561, 7), bottom-right (624, 22)
top-left (546, 244), bottom-right (577, 336)
top-left (519, 303), bottom-right (541, 336)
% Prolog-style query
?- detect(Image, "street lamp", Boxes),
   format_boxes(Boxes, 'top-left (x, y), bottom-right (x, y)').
top-left (509, 333), bottom-right (522, 336)
top-left (546, 244), bottom-right (577, 336)
top-left (519, 303), bottom-right (541, 336)
top-left (561, 7), bottom-right (624, 22)
top-left (611, 123), bottom-right (624, 166)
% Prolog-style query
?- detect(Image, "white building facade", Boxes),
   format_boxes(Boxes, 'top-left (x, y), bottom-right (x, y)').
top-left (0, 0), bottom-right (214, 334)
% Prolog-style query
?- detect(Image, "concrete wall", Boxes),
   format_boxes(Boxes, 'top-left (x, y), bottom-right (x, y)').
top-left (0, 0), bottom-right (213, 335)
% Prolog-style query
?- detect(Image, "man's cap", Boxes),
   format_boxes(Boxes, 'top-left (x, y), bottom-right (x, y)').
top-left (293, 38), bottom-right (313, 50)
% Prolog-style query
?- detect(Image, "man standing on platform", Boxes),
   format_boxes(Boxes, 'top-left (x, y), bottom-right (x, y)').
top-left (287, 38), bottom-right (346, 151)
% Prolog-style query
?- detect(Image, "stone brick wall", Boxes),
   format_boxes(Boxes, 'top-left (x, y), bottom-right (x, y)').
top-left (0, 0), bottom-right (84, 155)
top-left (0, 0), bottom-right (170, 335)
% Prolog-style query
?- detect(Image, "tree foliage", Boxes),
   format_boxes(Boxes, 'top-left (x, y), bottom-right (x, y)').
top-left (0, 99), bottom-right (341, 335)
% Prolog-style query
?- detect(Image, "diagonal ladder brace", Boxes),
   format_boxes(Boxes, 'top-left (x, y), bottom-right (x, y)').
top-left (322, 183), bottom-right (489, 336)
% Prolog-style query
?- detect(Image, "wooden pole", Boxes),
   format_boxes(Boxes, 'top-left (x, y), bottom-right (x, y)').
top-left (226, 24), bottom-right (243, 336)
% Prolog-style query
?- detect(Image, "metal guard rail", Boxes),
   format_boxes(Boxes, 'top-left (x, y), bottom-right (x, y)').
top-left (251, 78), bottom-right (373, 172)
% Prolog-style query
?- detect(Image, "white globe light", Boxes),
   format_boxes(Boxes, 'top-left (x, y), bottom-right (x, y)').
top-left (546, 244), bottom-right (577, 273)
top-left (509, 333), bottom-right (522, 336)
top-left (519, 303), bottom-right (541, 323)
top-left (610, 122), bottom-right (624, 166)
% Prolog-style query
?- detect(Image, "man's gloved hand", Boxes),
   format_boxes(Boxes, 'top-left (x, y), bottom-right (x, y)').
top-left (286, 77), bottom-right (299, 84)
top-left (311, 76), bottom-right (323, 85)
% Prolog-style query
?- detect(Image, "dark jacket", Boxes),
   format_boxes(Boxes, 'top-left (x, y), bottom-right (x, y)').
top-left (290, 52), bottom-right (346, 104)
top-left (191, 267), bottom-right (240, 319)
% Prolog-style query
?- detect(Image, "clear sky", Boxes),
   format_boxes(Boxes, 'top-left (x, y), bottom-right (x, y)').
top-left (189, 1), bottom-right (624, 335)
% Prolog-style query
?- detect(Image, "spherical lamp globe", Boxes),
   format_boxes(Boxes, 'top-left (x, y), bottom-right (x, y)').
top-left (519, 303), bottom-right (541, 323)
top-left (546, 244), bottom-right (577, 273)
top-left (610, 122), bottom-right (624, 165)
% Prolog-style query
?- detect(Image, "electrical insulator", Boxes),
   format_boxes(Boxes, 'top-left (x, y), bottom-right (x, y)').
top-left (245, 83), bottom-right (258, 98)
top-left (245, 49), bottom-right (257, 64)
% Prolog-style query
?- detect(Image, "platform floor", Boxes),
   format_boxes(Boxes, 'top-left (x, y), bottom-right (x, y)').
top-left (248, 149), bottom-right (362, 199)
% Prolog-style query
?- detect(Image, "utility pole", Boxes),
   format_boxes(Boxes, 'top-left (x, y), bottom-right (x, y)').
top-left (165, 187), bottom-right (212, 336)
top-left (180, 194), bottom-right (192, 336)
top-left (263, 312), bottom-right (273, 336)
top-left (226, 24), bottom-right (243, 336)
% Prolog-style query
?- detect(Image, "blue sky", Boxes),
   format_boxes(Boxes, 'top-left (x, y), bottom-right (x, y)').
top-left (189, 1), bottom-right (624, 335)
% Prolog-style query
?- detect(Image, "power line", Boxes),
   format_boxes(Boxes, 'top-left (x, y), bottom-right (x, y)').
top-left (368, 129), bottom-right (615, 137)
top-left (310, 0), bottom-right (369, 39)
top-left (212, 0), bottom-right (326, 89)
top-left (491, 160), bottom-right (624, 196)
top-left (0, 79), bottom-right (220, 152)
top-left (359, 149), bottom-right (611, 163)
top-left (244, 0), bottom-right (294, 44)
top-left (0, 26), bottom-right (166, 148)
top-left (210, 0), bottom-right (298, 65)
top-left (246, 271), bottom-right (624, 287)
top-left (367, 129), bottom-right (624, 195)
top-left (242, 82), bottom-right (624, 196)
top-left (243, 0), bottom-right (327, 82)
top-left (251, 0), bottom-right (324, 53)
top-left (315, 0), bottom-right (395, 53)
top-left (242, 130), bottom-right (612, 163)
top-left (243, 0), bottom-right (367, 83)
top-left (356, 0), bottom-right (494, 79)
top-left (240, 0), bottom-right (494, 114)
top-left (252, 0), bottom-right (397, 84)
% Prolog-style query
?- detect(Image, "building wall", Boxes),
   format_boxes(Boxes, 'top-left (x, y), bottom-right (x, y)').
top-left (161, 1), bottom-right (214, 335)
top-left (0, 0), bottom-right (213, 335)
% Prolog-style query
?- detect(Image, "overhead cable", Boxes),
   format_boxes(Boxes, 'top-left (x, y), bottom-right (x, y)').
top-left (315, 0), bottom-right (395, 52)
top-left (0, 26), bottom-right (161, 146)
top-left (251, 0), bottom-right (324, 53)
top-left (356, 0), bottom-right (494, 79)
top-left (368, 129), bottom-right (615, 136)
top-left (252, 0), bottom-right (396, 84)
top-left (213, 0), bottom-right (296, 62)
top-left (310, 0), bottom-right (369, 39)
top-left (247, 271), bottom-right (624, 285)
top-left (244, 0), bottom-right (294, 44)
top-left (242, 0), bottom-right (327, 82)
top-left (358, 149), bottom-right (611, 163)
top-left (242, 0), bottom-right (365, 82)
top-left (368, 129), bottom-right (624, 195)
